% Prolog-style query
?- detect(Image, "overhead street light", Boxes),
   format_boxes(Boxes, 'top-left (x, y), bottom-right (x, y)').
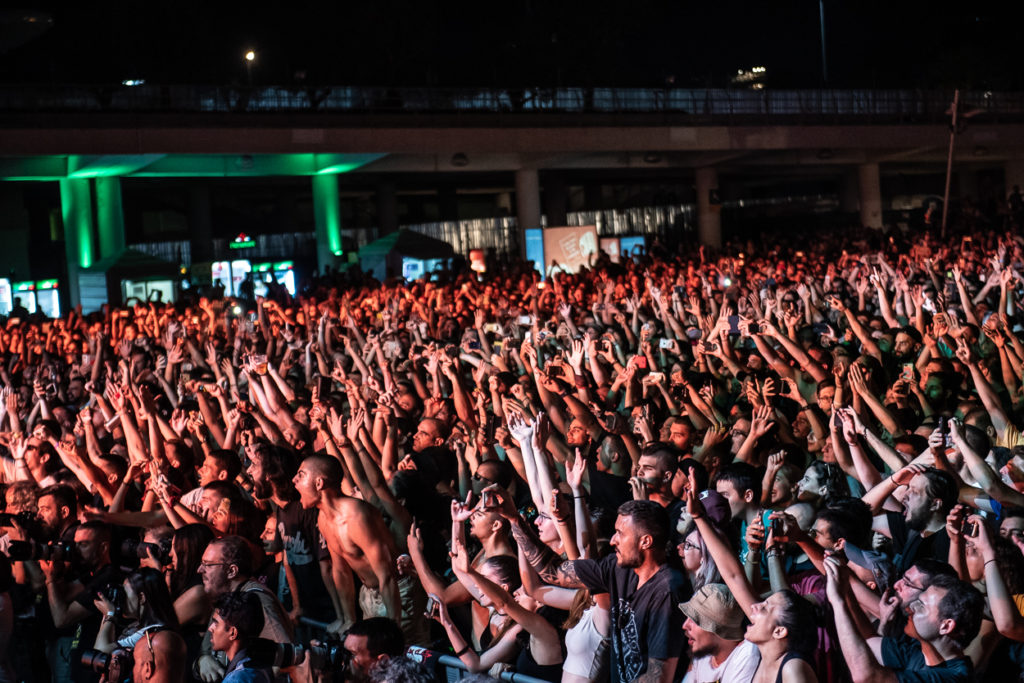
top-left (244, 49), bottom-right (256, 85)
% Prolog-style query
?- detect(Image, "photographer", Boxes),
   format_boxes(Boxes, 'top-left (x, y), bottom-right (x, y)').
top-left (208, 592), bottom-right (273, 683)
top-left (91, 567), bottom-right (179, 654)
top-left (41, 519), bottom-right (123, 682)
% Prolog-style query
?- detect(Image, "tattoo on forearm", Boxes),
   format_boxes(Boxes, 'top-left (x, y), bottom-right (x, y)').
top-left (634, 658), bottom-right (666, 683)
top-left (511, 518), bottom-right (585, 587)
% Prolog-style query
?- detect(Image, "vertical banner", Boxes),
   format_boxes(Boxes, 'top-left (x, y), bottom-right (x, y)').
top-left (543, 225), bottom-right (598, 274)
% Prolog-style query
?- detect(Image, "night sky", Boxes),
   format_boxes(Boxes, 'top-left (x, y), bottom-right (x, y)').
top-left (2, 1), bottom-right (1022, 89)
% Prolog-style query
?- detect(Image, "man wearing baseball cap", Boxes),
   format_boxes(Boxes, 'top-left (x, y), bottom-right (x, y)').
top-left (680, 583), bottom-right (759, 683)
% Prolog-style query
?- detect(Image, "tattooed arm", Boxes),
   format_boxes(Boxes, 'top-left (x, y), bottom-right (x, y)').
top-left (496, 486), bottom-right (587, 589)
top-left (634, 657), bottom-right (678, 683)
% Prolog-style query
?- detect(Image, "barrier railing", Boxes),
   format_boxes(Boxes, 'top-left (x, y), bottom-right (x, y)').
top-left (406, 647), bottom-right (553, 683)
top-left (2, 85), bottom-right (1022, 124)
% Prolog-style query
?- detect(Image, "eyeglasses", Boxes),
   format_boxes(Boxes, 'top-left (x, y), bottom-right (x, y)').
top-left (901, 576), bottom-right (924, 593)
top-left (199, 561), bottom-right (231, 569)
top-left (682, 540), bottom-right (700, 552)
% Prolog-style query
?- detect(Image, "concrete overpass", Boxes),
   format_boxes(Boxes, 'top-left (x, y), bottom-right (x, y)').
top-left (2, 85), bottom-right (1024, 305)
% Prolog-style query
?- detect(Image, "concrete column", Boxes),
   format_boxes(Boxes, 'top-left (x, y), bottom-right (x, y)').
top-left (543, 174), bottom-right (568, 227)
top-left (375, 181), bottom-right (399, 235)
top-left (95, 176), bottom-right (126, 260)
top-left (695, 167), bottom-right (721, 249)
top-left (1006, 160), bottom-right (1024, 197)
top-left (515, 168), bottom-right (541, 260)
top-left (60, 178), bottom-right (96, 308)
top-left (312, 174), bottom-right (343, 273)
top-left (858, 162), bottom-right (883, 229)
top-left (188, 185), bottom-right (213, 264)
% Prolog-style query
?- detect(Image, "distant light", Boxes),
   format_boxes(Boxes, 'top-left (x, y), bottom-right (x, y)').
top-left (245, 50), bottom-right (256, 62)
top-left (232, 306), bottom-right (242, 315)
top-left (122, 79), bottom-right (145, 86)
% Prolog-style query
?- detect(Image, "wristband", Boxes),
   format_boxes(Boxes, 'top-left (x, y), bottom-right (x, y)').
top-left (985, 559), bottom-right (998, 568)
top-left (454, 645), bottom-right (471, 657)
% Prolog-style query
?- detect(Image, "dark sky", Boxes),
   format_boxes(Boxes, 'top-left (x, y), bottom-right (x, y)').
top-left (2, 1), bottom-right (1022, 89)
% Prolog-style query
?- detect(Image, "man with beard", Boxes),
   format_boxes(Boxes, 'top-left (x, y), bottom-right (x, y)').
top-left (40, 520), bottom-right (122, 683)
top-left (864, 464), bottom-right (957, 575)
top-left (292, 455), bottom-right (406, 638)
top-left (826, 557), bottom-right (982, 683)
top-left (679, 583), bottom-right (759, 683)
top-left (194, 536), bottom-right (293, 681)
top-left (632, 443), bottom-right (686, 552)
top-left (245, 441), bottom-right (342, 635)
top-left (500, 493), bottom-right (684, 683)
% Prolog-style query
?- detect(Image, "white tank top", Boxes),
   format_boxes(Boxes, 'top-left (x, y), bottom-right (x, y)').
top-left (562, 606), bottom-right (608, 677)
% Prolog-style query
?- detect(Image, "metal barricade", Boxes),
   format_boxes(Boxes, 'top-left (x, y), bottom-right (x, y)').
top-left (407, 647), bottom-right (553, 683)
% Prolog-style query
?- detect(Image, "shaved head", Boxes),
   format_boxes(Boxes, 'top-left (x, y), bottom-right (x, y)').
top-left (301, 454), bottom-right (343, 489)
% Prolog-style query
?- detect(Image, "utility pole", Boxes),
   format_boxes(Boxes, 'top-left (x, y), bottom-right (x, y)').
top-left (819, 0), bottom-right (828, 84)
top-left (941, 90), bottom-right (960, 239)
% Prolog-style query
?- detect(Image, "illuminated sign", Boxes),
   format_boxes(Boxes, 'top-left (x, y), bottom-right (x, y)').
top-left (35, 280), bottom-right (59, 290)
top-left (229, 233), bottom-right (256, 249)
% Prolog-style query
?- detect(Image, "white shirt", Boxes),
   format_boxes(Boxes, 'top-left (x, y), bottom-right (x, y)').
top-left (686, 639), bottom-right (760, 683)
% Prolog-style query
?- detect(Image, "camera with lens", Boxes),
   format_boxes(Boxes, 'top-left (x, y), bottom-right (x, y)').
top-left (81, 648), bottom-right (133, 683)
top-left (120, 537), bottom-right (172, 566)
top-left (258, 638), bottom-right (347, 677)
top-left (4, 539), bottom-right (73, 562)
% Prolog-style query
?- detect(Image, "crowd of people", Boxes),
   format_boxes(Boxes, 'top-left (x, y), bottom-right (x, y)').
top-left (0, 220), bottom-right (1023, 683)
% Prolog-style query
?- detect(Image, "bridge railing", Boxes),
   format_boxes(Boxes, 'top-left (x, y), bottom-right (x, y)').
top-left (2, 85), bottom-right (1022, 124)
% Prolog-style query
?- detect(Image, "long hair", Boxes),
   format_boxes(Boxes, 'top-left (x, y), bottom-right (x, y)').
top-left (563, 589), bottom-right (594, 631)
top-left (126, 567), bottom-right (180, 630)
top-left (691, 533), bottom-right (722, 592)
top-left (169, 524), bottom-right (215, 597)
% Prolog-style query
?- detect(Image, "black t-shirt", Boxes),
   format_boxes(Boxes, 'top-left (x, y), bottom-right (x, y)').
top-left (586, 463), bottom-right (631, 517)
top-left (71, 563), bottom-right (124, 683)
top-left (881, 633), bottom-right (973, 683)
top-left (572, 554), bottom-right (685, 683)
top-left (886, 512), bottom-right (951, 576)
top-left (274, 499), bottom-right (333, 621)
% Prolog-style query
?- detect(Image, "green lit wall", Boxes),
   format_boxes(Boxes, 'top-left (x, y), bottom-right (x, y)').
top-left (312, 174), bottom-right (342, 270)
top-left (59, 178), bottom-right (95, 269)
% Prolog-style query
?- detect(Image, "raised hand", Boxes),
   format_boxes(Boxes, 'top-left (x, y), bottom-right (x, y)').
top-left (506, 411), bottom-right (536, 446)
top-left (451, 494), bottom-right (475, 523)
top-left (750, 405), bottom-right (775, 439)
top-left (566, 448), bottom-right (587, 492)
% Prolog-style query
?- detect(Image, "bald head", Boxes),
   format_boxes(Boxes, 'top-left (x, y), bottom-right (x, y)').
top-left (133, 629), bottom-right (187, 683)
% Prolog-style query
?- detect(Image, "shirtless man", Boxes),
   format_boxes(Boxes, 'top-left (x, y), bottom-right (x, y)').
top-left (293, 454), bottom-right (400, 632)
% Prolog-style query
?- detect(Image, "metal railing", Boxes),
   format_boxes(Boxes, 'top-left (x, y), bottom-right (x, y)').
top-left (2, 85), bottom-right (1023, 124)
top-left (406, 647), bottom-right (552, 683)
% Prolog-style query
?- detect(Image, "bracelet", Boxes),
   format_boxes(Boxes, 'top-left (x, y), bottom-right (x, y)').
top-left (985, 559), bottom-right (998, 568)
top-left (453, 645), bottom-right (471, 657)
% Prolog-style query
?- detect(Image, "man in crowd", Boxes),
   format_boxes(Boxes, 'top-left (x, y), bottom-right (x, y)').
top-left (680, 583), bottom-right (759, 683)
